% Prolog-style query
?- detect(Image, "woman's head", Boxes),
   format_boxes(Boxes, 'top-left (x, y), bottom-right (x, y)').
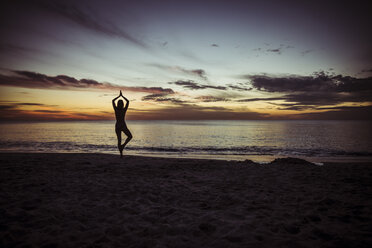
top-left (117, 100), bottom-right (124, 109)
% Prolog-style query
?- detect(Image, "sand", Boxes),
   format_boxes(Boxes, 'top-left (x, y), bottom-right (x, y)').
top-left (0, 153), bottom-right (371, 248)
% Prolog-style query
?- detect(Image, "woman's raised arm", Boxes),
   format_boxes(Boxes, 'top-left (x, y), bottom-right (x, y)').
top-left (122, 92), bottom-right (129, 110)
top-left (112, 93), bottom-right (121, 109)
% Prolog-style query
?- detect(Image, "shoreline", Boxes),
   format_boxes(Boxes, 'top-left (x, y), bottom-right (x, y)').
top-left (1, 153), bottom-right (371, 247)
top-left (1, 150), bottom-right (372, 163)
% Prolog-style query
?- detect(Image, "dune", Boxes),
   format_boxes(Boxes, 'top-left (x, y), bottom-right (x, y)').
top-left (0, 153), bottom-right (371, 247)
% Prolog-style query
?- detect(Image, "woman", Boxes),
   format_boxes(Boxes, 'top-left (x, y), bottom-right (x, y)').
top-left (112, 90), bottom-right (132, 158)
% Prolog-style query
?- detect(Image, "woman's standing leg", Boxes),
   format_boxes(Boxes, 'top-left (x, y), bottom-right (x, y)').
top-left (115, 128), bottom-right (123, 158)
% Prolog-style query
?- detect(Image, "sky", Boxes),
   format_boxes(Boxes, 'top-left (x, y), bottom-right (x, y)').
top-left (0, 0), bottom-right (371, 121)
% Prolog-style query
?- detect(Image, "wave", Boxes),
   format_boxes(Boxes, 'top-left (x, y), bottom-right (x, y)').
top-left (0, 141), bottom-right (371, 157)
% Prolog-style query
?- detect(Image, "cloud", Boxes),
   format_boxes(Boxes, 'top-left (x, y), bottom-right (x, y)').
top-left (152, 98), bottom-right (186, 104)
top-left (0, 101), bottom-right (55, 109)
top-left (33, 0), bottom-right (147, 48)
top-left (253, 44), bottom-right (294, 55)
top-left (141, 93), bottom-right (168, 101)
top-left (0, 105), bottom-right (15, 110)
top-left (169, 80), bottom-right (227, 90)
top-left (148, 64), bottom-right (207, 80)
top-left (267, 48), bottom-right (282, 54)
top-left (0, 100), bottom-right (113, 121)
top-left (0, 108), bottom-right (112, 121)
top-left (237, 97), bottom-right (287, 102)
top-left (293, 106), bottom-right (372, 120)
top-left (141, 93), bottom-right (186, 104)
top-left (16, 102), bottom-right (46, 106)
top-left (245, 71), bottom-right (372, 107)
top-left (127, 104), bottom-right (269, 120)
top-left (248, 72), bottom-right (372, 93)
top-left (267, 102), bottom-right (315, 111)
top-left (195, 96), bottom-right (230, 102)
top-left (227, 84), bottom-right (252, 91)
top-left (0, 70), bottom-right (174, 94)
top-left (33, 110), bottom-right (64, 113)
top-left (190, 69), bottom-right (207, 80)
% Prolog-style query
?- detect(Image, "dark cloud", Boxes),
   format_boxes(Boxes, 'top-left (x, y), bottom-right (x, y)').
top-left (141, 93), bottom-right (168, 101)
top-left (252, 43), bottom-right (295, 54)
top-left (248, 72), bottom-right (372, 93)
top-left (141, 93), bottom-right (186, 104)
top-left (33, 0), bottom-right (147, 48)
top-left (268, 102), bottom-right (315, 111)
top-left (195, 96), bottom-right (230, 102)
top-left (268, 91), bottom-right (372, 110)
top-left (0, 105), bottom-right (15, 110)
top-left (190, 69), bottom-right (207, 80)
top-left (33, 110), bottom-right (63, 113)
top-left (293, 106), bottom-right (372, 120)
top-left (169, 80), bottom-right (203, 90)
top-left (0, 102), bottom-right (54, 109)
top-left (267, 48), bottom-right (282, 54)
top-left (254, 44), bottom-right (294, 55)
top-left (237, 97), bottom-right (287, 102)
top-left (169, 80), bottom-right (227, 90)
top-left (154, 98), bottom-right (186, 104)
top-left (54, 75), bottom-right (79, 84)
top-left (0, 70), bottom-right (174, 94)
top-left (316, 106), bottom-right (370, 110)
top-left (148, 64), bottom-right (207, 80)
top-left (245, 72), bottom-right (372, 108)
top-left (227, 84), bottom-right (252, 91)
top-left (17, 103), bottom-right (46, 106)
top-left (280, 105), bottom-right (310, 111)
top-left (282, 93), bottom-right (359, 106)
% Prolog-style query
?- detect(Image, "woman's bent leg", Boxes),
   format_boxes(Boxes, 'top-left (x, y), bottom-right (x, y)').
top-left (122, 128), bottom-right (132, 149)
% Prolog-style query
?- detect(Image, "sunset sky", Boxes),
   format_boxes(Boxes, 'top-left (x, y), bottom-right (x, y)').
top-left (0, 0), bottom-right (371, 120)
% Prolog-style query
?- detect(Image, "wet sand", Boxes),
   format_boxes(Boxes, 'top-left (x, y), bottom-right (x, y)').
top-left (0, 153), bottom-right (371, 247)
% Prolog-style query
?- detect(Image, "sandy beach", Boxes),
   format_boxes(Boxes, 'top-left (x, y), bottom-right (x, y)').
top-left (0, 153), bottom-right (371, 248)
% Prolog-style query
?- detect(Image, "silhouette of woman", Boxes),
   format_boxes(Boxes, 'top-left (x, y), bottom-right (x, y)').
top-left (112, 90), bottom-right (132, 158)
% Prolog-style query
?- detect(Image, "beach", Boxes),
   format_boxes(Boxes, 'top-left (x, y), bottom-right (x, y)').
top-left (1, 153), bottom-right (371, 248)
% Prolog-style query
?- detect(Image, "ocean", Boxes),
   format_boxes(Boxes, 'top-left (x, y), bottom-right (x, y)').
top-left (0, 120), bottom-right (371, 162)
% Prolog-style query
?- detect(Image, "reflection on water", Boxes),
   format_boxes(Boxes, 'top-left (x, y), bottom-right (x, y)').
top-left (0, 120), bottom-right (371, 161)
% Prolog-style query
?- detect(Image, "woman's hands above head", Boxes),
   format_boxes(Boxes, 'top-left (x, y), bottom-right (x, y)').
top-left (116, 90), bottom-right (129, 103)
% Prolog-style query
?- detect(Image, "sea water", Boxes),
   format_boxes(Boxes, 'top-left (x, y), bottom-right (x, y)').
top-left (0, 120), bottom-right (371, 162)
